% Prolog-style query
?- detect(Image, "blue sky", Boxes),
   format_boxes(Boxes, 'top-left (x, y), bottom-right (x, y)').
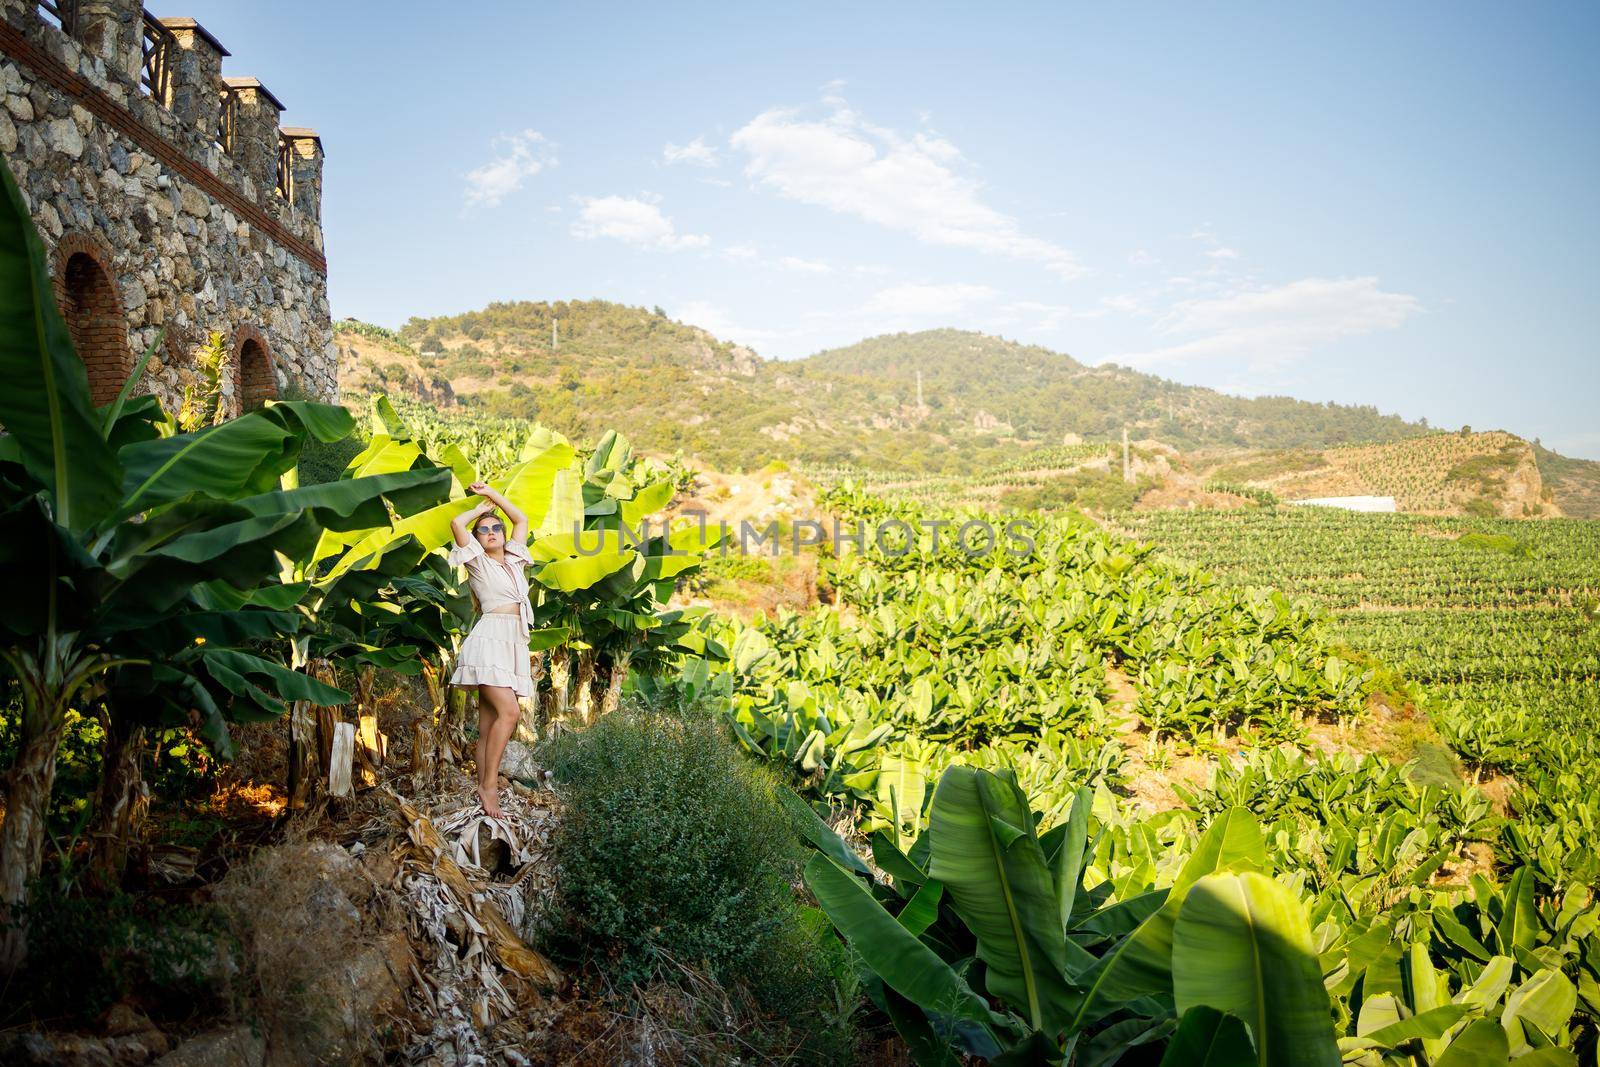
top-left (158, 2), bottom-right (1599, 457)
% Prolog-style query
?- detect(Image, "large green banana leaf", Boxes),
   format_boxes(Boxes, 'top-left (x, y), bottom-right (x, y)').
top-left (1070, 807), bottom-right (1265, 1025)
top-left (1052, 786), bottom-right (1092, 931)
top-left (1495, 866), bottom-right (1540, 955)
top-left (804, 853), bottom-right (997, 1033)
top-left (345, 433), bottom-right (422, 479)
top-left (115, 401), bottom-right (356, 521)
top-left (876, 754), bottom-right (929, 853)
top-left (326, 442), bottom-right (576, 579)
top-left (539, 463), bottom-right (584, 538)
top-left (927, 766), bottom-right (1074, 1036)
top-left (1432, 1019), bottom-right (1510, 1067)
top-left (232, 466), bottom-right (452, 532)
top-left (1170, 871), bottom-right (1340, 1067)
top-left (618, 478), bottom-right (675, 527)
top-left (528, 529), bottom-right (636, 593)
top-left (0, 155), bottom-right (120, 531)
top-left (1158, 1006), bottom-right (1254, 1066)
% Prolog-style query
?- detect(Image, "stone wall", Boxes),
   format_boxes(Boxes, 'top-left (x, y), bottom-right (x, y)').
top-left (0, 1), bottom-right (334, 416)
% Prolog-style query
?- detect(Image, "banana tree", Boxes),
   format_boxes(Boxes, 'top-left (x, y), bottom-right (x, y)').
top-left (529, 513), bottom-right (722, 723)
top-left (0, 154), bottom-right (455, 966)
top-left (800, 767), bottom-right (1342, 1064)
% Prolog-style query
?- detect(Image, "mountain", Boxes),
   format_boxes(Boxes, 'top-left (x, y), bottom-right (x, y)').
top-left (333, 301), bottom-right (1600, 516)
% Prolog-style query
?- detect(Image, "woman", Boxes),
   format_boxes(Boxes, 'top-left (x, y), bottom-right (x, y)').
top-left (447, 482), bottom-right (535, 818)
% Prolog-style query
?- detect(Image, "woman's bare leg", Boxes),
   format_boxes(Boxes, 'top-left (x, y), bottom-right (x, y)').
top-left (476, 684), bottom-right (521, 818)
top-left (475, 693), bottom-right (494, 779)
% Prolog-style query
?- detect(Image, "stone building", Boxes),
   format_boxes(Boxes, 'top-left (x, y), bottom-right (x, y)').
top-left (0, 0), bottom-right (334, 416)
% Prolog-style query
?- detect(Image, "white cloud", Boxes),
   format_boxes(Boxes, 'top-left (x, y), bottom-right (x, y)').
top-left (722, 242), bottom-right (759, 261)
top-left (663, 136), bottom-right (720, 167)
top-left (674, 300), bottom-right (791, 345)
top-left (570, 195), bottom-right (710, 250)
top-left (1205, 246), bottom-right (1240, 260)
top-left (1128, 249), bottom-right (1157, 267)
top-left (779, 255), bottom-right (832, 274)
top-left (464, 130), bottom-right (554, 209)
top-left (865, 282), bottom-right (997, 317)
top-left (1116, 276), bottom-right (1422, 374)
top-left (999, 300), bottom-right (1088, 331)
top-left (730, 97), bottom-right (1083, 279)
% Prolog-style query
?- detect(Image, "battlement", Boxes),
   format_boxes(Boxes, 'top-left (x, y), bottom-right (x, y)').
top-left (1, 0), bottom-right (324, 256)
top-left (0, 0), bottom-right (339, 414)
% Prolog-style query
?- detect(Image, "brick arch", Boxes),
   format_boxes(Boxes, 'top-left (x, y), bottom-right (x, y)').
top-left (51, 232), bottom-right (132, 406)
top-left (233, 324), bottom-right (279, 414)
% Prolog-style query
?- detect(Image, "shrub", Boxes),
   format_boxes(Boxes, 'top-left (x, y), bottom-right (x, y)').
top-left (538, 705), bottom-right (853, 1059)
top-left (1458, 531), bottom-right (1529, 557)
top-left (1, 888), bottom-right (240, 1027)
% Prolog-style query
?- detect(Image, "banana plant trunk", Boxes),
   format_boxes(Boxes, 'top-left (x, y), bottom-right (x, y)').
top-left (599, 649), bottom-right (632, 718)
top-left (543, 648), bottom-right (572, 727)
top-left (516, 650), bottom-right (547, 744)
top-left (420, 656), bottom-right (459, 767)
top-left (287, 698), bottom-right (317, 809)
top-left (0, 719), bottom-right (66, 974)
top-left (0, 636), bottom-right (124, 975)
top-left (88, 715), bottom-right (148, 881)
top-left (289, 658), bottom-right (337, 806)
top-left (573, 649), bottom-right (597, 726)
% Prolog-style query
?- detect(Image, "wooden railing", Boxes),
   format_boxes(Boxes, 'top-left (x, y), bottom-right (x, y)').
top-left (138, 13), bottom-right (174, 101)
top-left (36, 0), bottom-right (79, 35)
top-left (275, 132), bottom-right (293, 200)
top-left (216, 82), bottom-right (237, 152)
top-left (29, 2), bottom-right (301, 209)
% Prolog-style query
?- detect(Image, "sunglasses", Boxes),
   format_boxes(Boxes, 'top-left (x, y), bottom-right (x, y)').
top-left (474, 523), bottom-right (506, 536)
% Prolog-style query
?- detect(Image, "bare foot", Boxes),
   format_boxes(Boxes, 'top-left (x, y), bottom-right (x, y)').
top-left (478, 783), bottom-right (502, 819)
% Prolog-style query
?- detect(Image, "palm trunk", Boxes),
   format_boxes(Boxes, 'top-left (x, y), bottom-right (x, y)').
top-left (88, 716), bottom-right (147, 881)
top-left (600, 649), bottom-right (632, 718)
top-left (0, 719), bottom-right (66, 974)
top-left (573, 649), bottom-right (597, 726)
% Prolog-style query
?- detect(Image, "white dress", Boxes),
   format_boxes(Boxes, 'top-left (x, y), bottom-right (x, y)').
top-left (446, 536), bottom-right (536, 698)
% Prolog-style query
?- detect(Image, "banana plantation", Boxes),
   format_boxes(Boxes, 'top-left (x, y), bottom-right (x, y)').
top-left (3, 132), bottom-right (1598, 1063)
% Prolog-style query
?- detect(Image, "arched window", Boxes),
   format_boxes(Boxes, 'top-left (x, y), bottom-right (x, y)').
top-left (235, 328), bottom-right (279, 412)
top-left (53, 236), bottom-right (132, 406)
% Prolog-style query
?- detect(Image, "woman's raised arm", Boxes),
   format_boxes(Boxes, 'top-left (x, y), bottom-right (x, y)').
top-left (450, 499), bottom-right (494, 548)
top-left (468, 482), bottom-right (529, 543)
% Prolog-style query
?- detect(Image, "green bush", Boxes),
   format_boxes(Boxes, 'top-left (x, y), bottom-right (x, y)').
top-left (1, 888), bottom-right (240, 1027)
top-left (705, 553), bottom-right (773, 583)
top-left (1458, 531), bottom-right (1529, 557)
top-left (278, 379), bottom-right (368, 484)
top-left (999, 469), bottom-right (1158, 512)
top-left (538, 705), bottom-right (854, 1059)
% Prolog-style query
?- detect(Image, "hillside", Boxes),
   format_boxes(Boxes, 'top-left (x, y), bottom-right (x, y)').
top-left (337, 302), bottom-right (1427, 470)
top-left (336, 301), bottom-right (1600, 516)
top-left (1534, 442), bottom-right (1600, 519)
top-left (1199, 431), bottom-right (1563, 517)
